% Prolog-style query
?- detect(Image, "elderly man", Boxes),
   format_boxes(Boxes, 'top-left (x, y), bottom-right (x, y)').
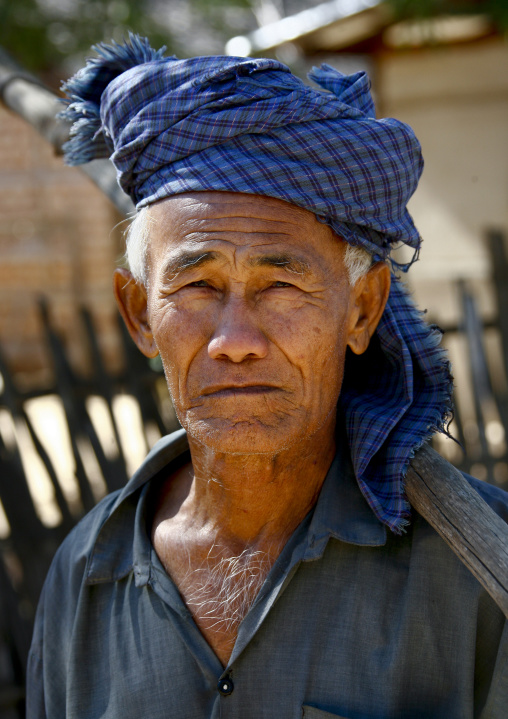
top-left (27, 35), bottom-right (507, 718)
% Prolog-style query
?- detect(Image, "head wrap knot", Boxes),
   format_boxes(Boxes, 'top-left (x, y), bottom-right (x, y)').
top-left (61, 34), bottom-right (453, 533)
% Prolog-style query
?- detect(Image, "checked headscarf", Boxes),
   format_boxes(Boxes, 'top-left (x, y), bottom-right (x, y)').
top-left (61, 34), bottom-right (453, 533)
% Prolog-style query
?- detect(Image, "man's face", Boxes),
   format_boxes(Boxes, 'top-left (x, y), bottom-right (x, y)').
top-left (119, 192), bottom-right (381, 455)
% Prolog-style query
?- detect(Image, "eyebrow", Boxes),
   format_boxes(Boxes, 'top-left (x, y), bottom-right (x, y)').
top-left (161, 250), bottom-right (312, 279)
top-left (248, 253), bottom-right (312, 276)
top-left (162, 251), bottom-right (219, 278)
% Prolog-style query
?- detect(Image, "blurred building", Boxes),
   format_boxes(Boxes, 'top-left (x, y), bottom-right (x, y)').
top-left (0, 103), bottom-right (123, 381)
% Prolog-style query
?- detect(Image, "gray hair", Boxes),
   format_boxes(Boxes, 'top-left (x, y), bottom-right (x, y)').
top-left (124, 206), bottom-right (372, 287)
top-left (125, 206), bottom-right (152, 285)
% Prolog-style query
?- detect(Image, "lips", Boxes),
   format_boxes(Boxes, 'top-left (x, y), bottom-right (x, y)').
top-left (200, 385), bottom-right (281, 399)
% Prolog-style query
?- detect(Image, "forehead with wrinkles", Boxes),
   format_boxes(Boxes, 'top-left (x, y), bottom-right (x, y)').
top-left (144, 191), bottom-right (346, 281)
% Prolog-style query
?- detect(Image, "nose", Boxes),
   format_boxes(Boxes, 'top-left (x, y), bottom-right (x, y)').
top-left (208, 299), bottom-right (269, 363)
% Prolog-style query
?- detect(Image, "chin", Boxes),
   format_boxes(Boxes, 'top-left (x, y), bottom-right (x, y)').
top-left (181, 415), bottom-right (300, 455)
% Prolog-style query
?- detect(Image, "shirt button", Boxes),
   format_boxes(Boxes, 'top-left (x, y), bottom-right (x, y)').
top-left (217, 676), bottom-right (234, 696)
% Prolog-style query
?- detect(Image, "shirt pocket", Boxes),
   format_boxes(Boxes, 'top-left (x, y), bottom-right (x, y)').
top-left (302, 705), bottom-right (350, 719)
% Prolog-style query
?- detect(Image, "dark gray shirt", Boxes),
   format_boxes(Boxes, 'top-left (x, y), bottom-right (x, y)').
top-left (27, 429), bottom-right (508, 718)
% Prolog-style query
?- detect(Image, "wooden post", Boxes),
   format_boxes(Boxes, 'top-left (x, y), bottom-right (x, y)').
top-left (406, 443), bottom-right (508, 619)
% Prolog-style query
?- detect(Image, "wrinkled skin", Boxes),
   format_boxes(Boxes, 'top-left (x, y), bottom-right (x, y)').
top-left (115, 192), bottom-right (389, 455)
top-left (114, 192), bottom-right (390, 665)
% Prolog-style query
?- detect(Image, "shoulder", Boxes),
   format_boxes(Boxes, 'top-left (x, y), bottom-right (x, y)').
top-left (28, 491), bottom-right (126, 685)
top-left (461, 473), bottom-right (508, 524)
top-left (45, 428), bottom-right (189, 588)
top-left (38, 490), bottom-right (124, 609)
top-left (405, 469), bottom-right (508, 619)
top-left (408, 469), bottom-right (508, 556)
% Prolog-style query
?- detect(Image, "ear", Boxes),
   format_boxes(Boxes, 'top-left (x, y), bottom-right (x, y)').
top-left (346, 262), bottom-right (391, 355)
top-left (113, 268), bottom-right (159, 358)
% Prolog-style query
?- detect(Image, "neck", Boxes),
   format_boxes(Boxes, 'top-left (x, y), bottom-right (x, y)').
top-left (150, 415), bottom-right (338, 666)
top-left (182, 416), bottom-right (337, 552)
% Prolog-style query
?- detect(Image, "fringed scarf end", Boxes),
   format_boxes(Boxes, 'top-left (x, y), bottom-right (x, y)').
top-left (59, 32), bottom-right (167, 166)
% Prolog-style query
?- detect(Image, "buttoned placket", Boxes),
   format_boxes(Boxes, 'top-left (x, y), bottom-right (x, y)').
top-left (142, 508), bottom-right (314, 716)
top-left (86, 429), bottom-right (386, 718)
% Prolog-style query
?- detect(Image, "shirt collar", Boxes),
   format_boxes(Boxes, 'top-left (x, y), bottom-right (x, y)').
top-left (303, 430), bottom-right (386, 562)
top-left (86, 428), bottom-right (385, 584)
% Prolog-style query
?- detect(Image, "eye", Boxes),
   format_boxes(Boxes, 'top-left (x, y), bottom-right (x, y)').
top-left (188, 280), bottom-right (211, 287)
top-left (272, 280), bottom-right (293, 288)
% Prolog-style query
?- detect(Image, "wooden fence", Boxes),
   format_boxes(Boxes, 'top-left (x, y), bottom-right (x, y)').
top-left (0, 302), bottom-right (179, 718)
top-left (433, 231), bottom-right (508, 488)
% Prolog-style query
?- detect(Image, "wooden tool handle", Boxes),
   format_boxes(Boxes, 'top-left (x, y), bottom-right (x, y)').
top-left (405, 443), bottom-right (508, 619)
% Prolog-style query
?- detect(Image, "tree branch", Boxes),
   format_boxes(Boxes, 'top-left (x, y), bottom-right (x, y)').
top-left (0, 50), bottom-right (133, 216)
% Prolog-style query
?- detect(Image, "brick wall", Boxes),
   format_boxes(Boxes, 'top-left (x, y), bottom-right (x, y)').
top-left (0, 105), bottom-right (125, 382)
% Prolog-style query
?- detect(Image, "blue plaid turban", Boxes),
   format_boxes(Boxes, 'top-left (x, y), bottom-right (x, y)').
top-left (61, 34), bottom-right (453, 533)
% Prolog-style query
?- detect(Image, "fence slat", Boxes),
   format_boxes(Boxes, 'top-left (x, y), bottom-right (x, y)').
top-left (80, 308), bottom-right (128, 491)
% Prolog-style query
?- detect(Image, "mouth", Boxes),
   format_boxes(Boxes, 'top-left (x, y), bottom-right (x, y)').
top-left (200, 385), bottom-right (281, 399)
